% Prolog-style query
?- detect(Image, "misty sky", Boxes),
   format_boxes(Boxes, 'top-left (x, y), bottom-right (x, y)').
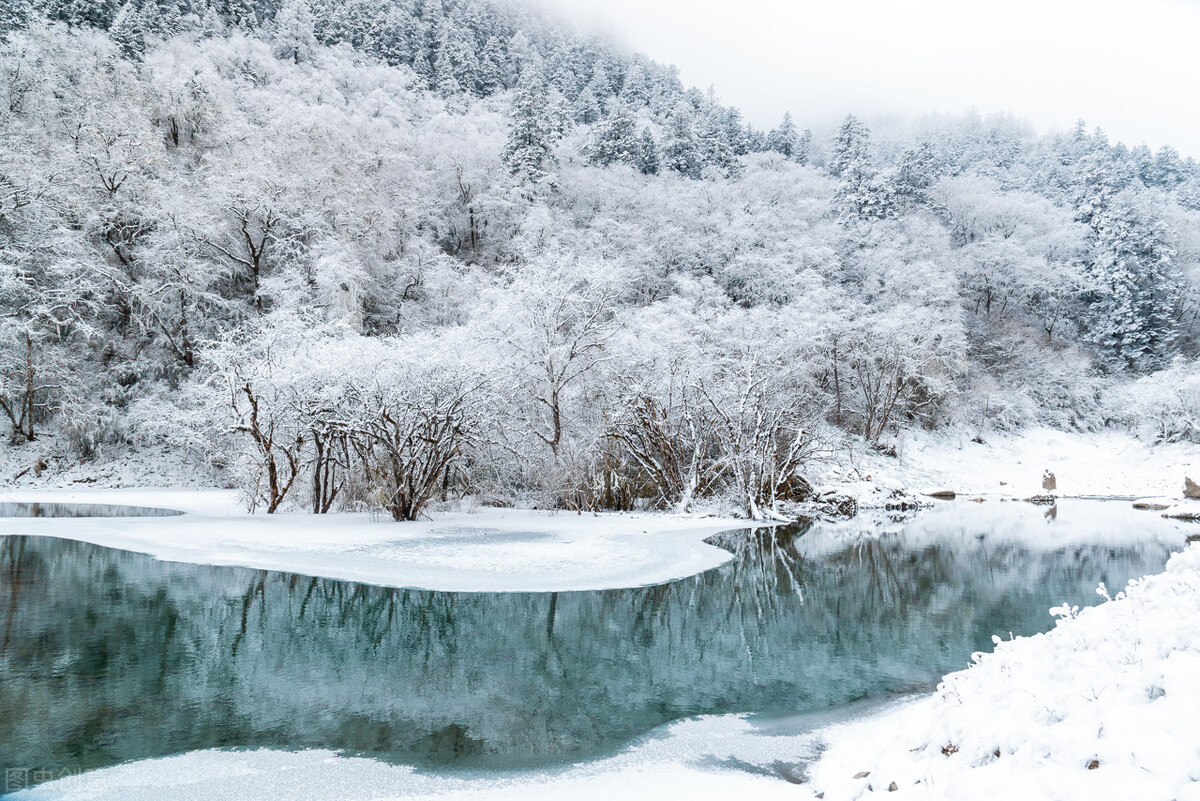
top-left (536, 0), bottom-right (1200, 158)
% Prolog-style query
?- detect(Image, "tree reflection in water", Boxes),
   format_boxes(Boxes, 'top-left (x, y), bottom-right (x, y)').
top-left (0, 509), bottom-right (1177, 785)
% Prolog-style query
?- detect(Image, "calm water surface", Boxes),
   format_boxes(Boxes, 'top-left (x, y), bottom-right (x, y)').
top-left (0, 503), bottom-right (182, 518)
top-left (0, 500), bottom-right (1186, 788)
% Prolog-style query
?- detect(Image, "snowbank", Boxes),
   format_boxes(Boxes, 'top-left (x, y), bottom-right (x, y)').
top-left (792, 496), bottom-right (1191, 561)
top-left (9, 702), bottom-right (890, 801)
top-left (0, 488), bottom-right (758, 592)
top-left (808, 543), bottom-right (1200, 801)
top-left (8, 750), bottom-right (796, 801)
top-left (1163, 500), bottom-right (1200, 521)
top-left (833, 426), bottom-right (1200, 504)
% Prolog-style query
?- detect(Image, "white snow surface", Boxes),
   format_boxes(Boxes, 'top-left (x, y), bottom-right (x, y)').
top-left (8, 740), bottom-right (803, 801)
top-left (807, 542), bottom-right (1200, 801)
top-left (9, 701), bottom-right (887, 801)
top-left (836, 426), bottom-right (1200, 505)
top-left (0, 487), bottom-right (757, 592)
top-left (3, 425), bottom-right (1197, 595)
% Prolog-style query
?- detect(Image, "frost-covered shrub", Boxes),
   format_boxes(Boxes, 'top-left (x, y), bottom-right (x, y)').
top-left (205, 317), bottom-right (491, 519)
top-left (57, 401), bottom-right (124, 459)
top-left (598, 306), bottom-right (827, 519)
top-left (1107, 358), bottom-right (1200, 442)
top-left (603, 392), bottom-right (717, 512)
top-left (352, 359), bottom-right (487, 522)
top-left (545, 444), bottom-right (646, 513)
top-left (1026, 358), bottom-right (1104, 430)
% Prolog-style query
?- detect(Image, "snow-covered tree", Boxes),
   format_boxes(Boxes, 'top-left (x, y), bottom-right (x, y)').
top-left (1086, 190), bottom-right (1181, 370)
top-left (584, 100), bottom-right (638, 168)
top-left (273, 0), bottom-right (317, 65)
top-left (794, 128), bottom-right (812, 166)
top-left (354, 339), bottom-right (487, 520)
top-left (109, 1), bottom-right (147, 58)
top-left (766, 111), bottom-right (799, 159)
top-left (661, 100), bottom-right (700, 178)
top-left (635, 127), bottom-right (660, 175)
top-left (502, 62), bottom-right (556, 185)
top-left (829, 114), bottom-right (871, 178)
top-left (0, 0), bottom-right (35, 40)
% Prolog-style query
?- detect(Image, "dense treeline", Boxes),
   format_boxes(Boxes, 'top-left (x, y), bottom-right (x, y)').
top-left (0, 2), bottom-right (1198, 518)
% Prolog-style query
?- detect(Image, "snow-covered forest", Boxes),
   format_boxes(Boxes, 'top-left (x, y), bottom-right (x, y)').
top-left (2, 0), bottom-right (1199, 519)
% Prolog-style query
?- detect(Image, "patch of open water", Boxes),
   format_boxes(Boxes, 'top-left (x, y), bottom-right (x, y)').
top-left (0, 500), bottom-right (1187, 791)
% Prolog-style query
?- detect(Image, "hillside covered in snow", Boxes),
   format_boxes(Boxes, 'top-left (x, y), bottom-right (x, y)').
top-left (1, 0), bottom-right (1199, 519)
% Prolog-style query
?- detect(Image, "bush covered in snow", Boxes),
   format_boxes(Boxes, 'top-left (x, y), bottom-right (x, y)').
top-left (1106, 357), bottom-right (1200, 443)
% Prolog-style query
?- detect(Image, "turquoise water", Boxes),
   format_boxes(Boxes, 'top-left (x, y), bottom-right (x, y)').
top-left (0, 501), bottom-right (1184, 791)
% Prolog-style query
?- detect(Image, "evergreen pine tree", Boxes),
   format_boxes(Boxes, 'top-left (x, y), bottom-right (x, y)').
top-left (1072, 150), bottom-right (1129, 229)
top-left (502, 62), bottom-right (557, 185)
top-left (586, 61), bottom-right (613, 98)
top-left (110, 1), bottom-right (147, 58)
top-left (585, 101), bottom-right (638, 167)
top-left (894, 142), bottom-right (938, 205)
top-left (1130, 143), bottom-right (1155, 185)
top-left (0, 0), bottom-right (34, 40)
top-left (506, 30), bottom-right (532, 86)
top-left (477, 35), bottom-right (506, 94)
top-left (408, 8), bottom-right (435, 86)
top-left (697, 98), bottom-right (737, 177)
top-left (766, 112), bottom-right (798, 158)
top-left (434, 51), bottom-right (463, 98)
top-left (829, 114), bottom-right (870, 177)
top-left (46, 0), bottom-right (116, 29)
top-left (573, 85), bottom-right (600, 125)
top-left (1086, 190), bottom-right (1181, 371)
top-left (1151, 145), bottom-right (1184, 188)
top-left (742, 124), bottom-right (767, 153)
top-left (225, 0), bottom-right (260, 32)
top-left (635, 127), bottom-right (660, 175)
top-left (159, 1), bottom-right (184, 36)
top-left (723, 105), bottom-right (747, 158)
top-left (619, 61), bottom-right (651, 107)
top-left (661, 100), bottom-right (701, 178)
top-left (829, 117), bottom-right (896, 219)
top-left (434, 14), bottom-right (480, 96)
top-left (373, 6), bottom-right (413, 66)
top-left (795, 128), bottom-right (812, 165)
top-left (273, 0), bottom-right (317, 64)
top-left (137, 0), bottom-right (162, 37)
top-left (200, 4), bottom-right (225, 37)
top-left (544, 45), bottom-right (579, 98)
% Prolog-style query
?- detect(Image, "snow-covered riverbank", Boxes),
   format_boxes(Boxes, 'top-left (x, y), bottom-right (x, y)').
top-left (808, 541), bottom-right (1200, 801)
top-left (0, 487), bottom-right (762, 592)
top-left (833, 426), bottom-right (1200, 508)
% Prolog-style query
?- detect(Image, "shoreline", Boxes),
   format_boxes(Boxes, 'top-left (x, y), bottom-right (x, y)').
top-left (2, 484), bottom-right (1197, 799)
top-left (3, 420), bottom-right (1200, 592)
top-left (0, 487), bottom-right (769, 593)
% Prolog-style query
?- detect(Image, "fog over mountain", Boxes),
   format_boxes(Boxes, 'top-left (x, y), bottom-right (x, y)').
top-left (536, 0), bottom-right (1200, 158)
